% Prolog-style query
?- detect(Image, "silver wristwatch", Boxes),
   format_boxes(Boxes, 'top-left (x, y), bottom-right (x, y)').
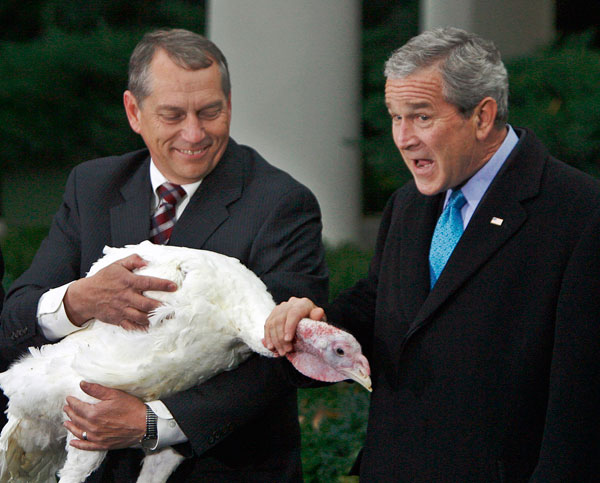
top-left (141, 404), bottom-right (158, 449)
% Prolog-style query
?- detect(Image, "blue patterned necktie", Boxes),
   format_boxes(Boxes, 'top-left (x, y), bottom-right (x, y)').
top-left (429, 189), bottom-right (467, 288)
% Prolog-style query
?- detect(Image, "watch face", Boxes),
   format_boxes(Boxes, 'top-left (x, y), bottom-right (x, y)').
top-left (141, 436), bottom-right (157, 450)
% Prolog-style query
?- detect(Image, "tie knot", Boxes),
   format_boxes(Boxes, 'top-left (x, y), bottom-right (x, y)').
top-left (150, 183), bottom-right (186, 245)
top-left (157, 182), bottom-right (186, 207)
top-left (447, 189), bottom-right (466, 211)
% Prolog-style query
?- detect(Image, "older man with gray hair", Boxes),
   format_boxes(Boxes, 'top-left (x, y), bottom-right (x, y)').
top-left (2, 28), bottom-right (328, 481)
top-left (265, 27), bottom-right (600, 481)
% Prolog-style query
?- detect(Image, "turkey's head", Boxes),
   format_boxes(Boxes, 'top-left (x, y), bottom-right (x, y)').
top-left (286, 319), bottom-right (372, 391)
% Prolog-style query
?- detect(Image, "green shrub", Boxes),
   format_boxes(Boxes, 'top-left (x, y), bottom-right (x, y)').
top-left (361, 2), bottom-right (418, 214)
top-left (326, 242), bottom-right (372, 300)
top-left (1, 224), bottom-right (49, 290)
top-left (0, 1), bottom-right (205, 175)
top-left (298, 383), bottom-right (369, 482)
top-left (508, 31), bottom-right (600, 176)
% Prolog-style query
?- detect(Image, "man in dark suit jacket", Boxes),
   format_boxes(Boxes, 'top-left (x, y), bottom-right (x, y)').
top-left (1, 29), bottom-right (327, 481)
top-left (265, 27), bottom-right (600, 482)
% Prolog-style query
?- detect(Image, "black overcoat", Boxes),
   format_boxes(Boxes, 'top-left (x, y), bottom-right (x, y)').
top-left (328, 128), bottom-right (600, 482)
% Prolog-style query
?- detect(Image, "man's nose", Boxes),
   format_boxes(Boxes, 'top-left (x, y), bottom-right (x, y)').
top-left (181, 116), bottom-right (206, 143)
top-left (394, 121), bottom-right (418, 150)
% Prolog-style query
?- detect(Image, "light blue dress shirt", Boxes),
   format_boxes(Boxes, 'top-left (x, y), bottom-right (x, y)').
top-left (445, 125), bottom-right (519, 228)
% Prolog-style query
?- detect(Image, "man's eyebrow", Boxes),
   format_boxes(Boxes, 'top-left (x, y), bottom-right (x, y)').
top-left (156, 101), bottom-right (224, 112)
top-left (405, 101), bottom-right (432, 110)
top-left (385, 101), bottom-right (432, 112)
top-left (198, 101), bottom-right (224, 111)
top-left (156, 105), bottom-right (184, 112)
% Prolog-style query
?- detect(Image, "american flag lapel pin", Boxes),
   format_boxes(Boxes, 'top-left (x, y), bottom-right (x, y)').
top-left (490, 217), bottom-right (504, 226)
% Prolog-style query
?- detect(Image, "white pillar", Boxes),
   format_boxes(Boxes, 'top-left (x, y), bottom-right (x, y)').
top-left (421, 0), bottom-right (555, 59)
top-left (207, 0), bottom-right (362, 245)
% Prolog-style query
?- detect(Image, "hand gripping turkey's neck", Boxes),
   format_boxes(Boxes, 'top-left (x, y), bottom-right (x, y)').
top-left (285, 319), bottom-right (372, 392)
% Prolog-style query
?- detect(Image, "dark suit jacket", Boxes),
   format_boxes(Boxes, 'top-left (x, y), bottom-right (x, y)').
top-left (0, 139), bottom-right (328, 482)
top-left (326, 128), bottom-right (600, 482)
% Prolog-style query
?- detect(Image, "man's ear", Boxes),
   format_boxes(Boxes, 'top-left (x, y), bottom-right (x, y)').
top-left (123, 90), bottom-right (142, 134)
top-left (473, 97), bottom-right (498, 140)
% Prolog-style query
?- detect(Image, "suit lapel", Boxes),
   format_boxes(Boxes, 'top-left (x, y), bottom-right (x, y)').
top-left (169, 140), bottom-right (243, 248)
top-left (404, 128), bottom-right (547, 343)
top-left (412, 196), bottom-right (527, 331)
top-left (110, 157), bottom-right (153, 247)
top-left (398, 192), bottom-right (441, 323)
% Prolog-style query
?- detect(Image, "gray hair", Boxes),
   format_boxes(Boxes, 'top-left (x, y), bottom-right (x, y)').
top-left (128, 28), bottom-right (231, 104)
top-left (384, 27), bottom-right (508, 126)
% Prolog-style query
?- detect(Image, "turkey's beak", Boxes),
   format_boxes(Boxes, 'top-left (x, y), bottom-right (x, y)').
top-left (340, 355), bottom-right (372, 392)
top-left (342, 368), bottom-right (372, 392)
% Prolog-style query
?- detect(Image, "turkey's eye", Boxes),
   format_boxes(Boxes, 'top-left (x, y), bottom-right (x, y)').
top-left (336, 348), bottom-right (345, 356)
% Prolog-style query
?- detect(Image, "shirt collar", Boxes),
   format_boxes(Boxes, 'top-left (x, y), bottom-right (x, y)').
top-left (149, 159), bottom-right (202, 207)
top-left (447, 124), bottom-right (519, 210)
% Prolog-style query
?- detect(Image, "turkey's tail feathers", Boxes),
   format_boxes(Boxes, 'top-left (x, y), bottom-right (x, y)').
top-left (0, 417), bottom-right (65, 482)
top-left (137, 447), bottom-right (185, 483)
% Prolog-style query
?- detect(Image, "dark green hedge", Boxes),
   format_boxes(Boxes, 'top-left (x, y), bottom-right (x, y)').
top-left (0, 2), bottom-right (205, 173)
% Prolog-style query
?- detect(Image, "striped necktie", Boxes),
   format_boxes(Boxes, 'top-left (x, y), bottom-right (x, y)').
top-left (149, 182), bottom-right (187, 244)
top-left (429, 189), bottom-right (467, 288)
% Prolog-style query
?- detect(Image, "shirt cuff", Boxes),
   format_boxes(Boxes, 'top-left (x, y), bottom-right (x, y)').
top-left (37, 282), bottom-right (88, 341)
top-left (146, 400), bottom-right (188, 449)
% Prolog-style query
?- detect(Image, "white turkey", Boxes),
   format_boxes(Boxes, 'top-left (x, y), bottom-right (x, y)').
top-left (0, 241), bottom-right (371, 483)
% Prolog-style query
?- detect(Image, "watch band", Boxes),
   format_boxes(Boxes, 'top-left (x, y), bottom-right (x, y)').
top-left (141, 404), bottom-right (158, 449)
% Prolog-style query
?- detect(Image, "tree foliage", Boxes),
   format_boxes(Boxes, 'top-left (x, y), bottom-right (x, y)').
top-left (361, 1), bottom-right (418, 213)
top-left (508, 31), bottom-right (600, 177)
top-left (0, 26), bottom-right (142, 171)
top-left (0, 0), bottom-right (204, 173)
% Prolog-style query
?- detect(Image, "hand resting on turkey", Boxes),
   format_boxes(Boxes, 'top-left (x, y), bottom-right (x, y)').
top-left (0, 241), bottom-right (371, 483)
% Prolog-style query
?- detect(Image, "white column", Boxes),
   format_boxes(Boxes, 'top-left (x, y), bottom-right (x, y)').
top-left (421, 0), bottom-right (555, 59)
top-left (207, 0), bottom-right (362, 244)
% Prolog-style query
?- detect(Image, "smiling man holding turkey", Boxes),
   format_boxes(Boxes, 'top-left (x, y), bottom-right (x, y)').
top-left (266, 27), bottom-right (600, 482)
top-left (1, 28), bottom-right (328, 481)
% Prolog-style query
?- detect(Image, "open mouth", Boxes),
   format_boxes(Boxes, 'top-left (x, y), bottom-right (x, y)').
top-left (414, 159), bottom-right (433, 169)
